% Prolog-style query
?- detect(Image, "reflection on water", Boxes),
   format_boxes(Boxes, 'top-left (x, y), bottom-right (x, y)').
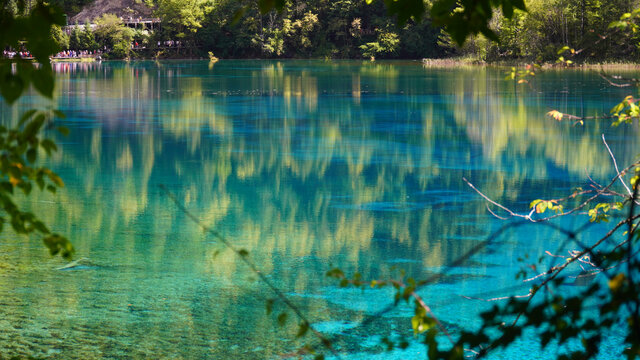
top-left (0, 60), bottom-right (635, 359)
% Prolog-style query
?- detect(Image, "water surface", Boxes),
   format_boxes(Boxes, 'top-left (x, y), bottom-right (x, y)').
top-left (0, 60), bottom-right (635, 359)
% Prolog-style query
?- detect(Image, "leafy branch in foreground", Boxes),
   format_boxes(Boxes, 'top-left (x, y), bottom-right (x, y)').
top-left (0, 109), bottom-right (72, 258)
top-left (0, 1), bottom-right (73, 259)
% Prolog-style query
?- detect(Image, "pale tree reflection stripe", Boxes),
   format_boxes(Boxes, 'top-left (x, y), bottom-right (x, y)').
top-left (159, 184), bottom-right (341, 359)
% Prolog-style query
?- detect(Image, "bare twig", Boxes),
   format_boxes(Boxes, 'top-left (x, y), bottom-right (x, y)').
top-left (486, 204), bottom-right (509, 220)
top-left (585, 169), bottom-right (604, 189)
top-left (463, 160), bottom-right (640, 223)
top-left (523, 271), bottom-right (548, 283)
top-left (554, 189), bottom-right (594, 203)
top-left (603, 134), bottom-right (633, 196)
top-left (462, 177), bottom-right (522, 218)
top-left (598, 71), bottom-right (634, 87)
top-left (460, 291), bottom-right (532, 302)
top-left (568, 270), bottom-right (601, 279)
top-left (544, 250), bottom-right (567, 259)
top-left (525, 249), bottom-right (599, 282)
top-left (547, 110), bottom-right (614, 123)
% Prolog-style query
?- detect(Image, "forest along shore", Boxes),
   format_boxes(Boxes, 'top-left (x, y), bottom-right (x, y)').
top-left (37, 0), bottom-right (640, 62)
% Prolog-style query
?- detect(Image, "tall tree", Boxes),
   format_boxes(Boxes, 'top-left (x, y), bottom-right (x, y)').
top-left (154, 0), bottom-right (214, 54)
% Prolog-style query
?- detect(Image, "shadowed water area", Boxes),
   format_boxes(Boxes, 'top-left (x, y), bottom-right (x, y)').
top-left (0, 60), bottom-right (637, 359)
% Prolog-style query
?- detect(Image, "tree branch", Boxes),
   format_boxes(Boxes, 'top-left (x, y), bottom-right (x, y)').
top-left (602, 134), bottom-right (633, 196)
top-left (463, 160), bottom-right (640, 223)
top-left (510, 212), bottom-right (640, 327)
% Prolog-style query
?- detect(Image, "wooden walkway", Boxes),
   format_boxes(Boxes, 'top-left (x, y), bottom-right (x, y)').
top-left (63, 17), bottom-right (161, 33)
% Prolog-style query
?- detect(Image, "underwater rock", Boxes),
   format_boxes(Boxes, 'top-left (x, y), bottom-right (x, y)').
top-left (56, 258), bottom-right (98, 271)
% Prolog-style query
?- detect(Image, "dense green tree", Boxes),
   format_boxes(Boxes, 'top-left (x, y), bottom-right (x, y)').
top-left (484, 0), bottom-right (640, 61)
top-left (93, 13), bottom-right (135, 57)
top-left (50, 24), bottom-right (69, 50)
top-left (195, 0), bottom-right (262, 58)
top-left (80, 22), bottom-right (98, 51)
top-left (193, 0), bottom-right (440, 59)
top-left (152, 0), bottom-right (213, 55)
top-left (51, 0), bottom-right (640, 61)
top-left (69, 21), bottom-right (97, 51)
top-left (359, 27), bottom-right (399, 59)
top-left (69, 23), bottom-right (81, 50)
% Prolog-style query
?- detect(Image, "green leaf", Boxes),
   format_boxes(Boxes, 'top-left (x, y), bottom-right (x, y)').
top-left (43, 234), bottom-right (74, 259)
top-left (33, 220), bottom-right (49, 234)
top-left (20, 182), bottom-right (32, 195)
top-left (611, 101), bottom-right (626, 114)
top-left (26, 148), bottom-right (37, 163)
top-left (1, 181), bottom-right (14, 194)
top-left (277, 312), bottom-right (288, 326)
top-left (609, 20), bottom-right (628, 29)
top-left (41, 139), bottom-right (58, 155)
top-left (326, 268), bottom-right (344, 278)
top-left (19, 109), bottom-right (38, 125)
top-left (46, 171), bottom-right (64, 187)
top-left (52, 110), bottom-right (66, 119)
top-left (36, 175), bottom-right (45, 190)
top-left (31, 67), bottom-right (55, 99)
top-left (296, 321), bottom-right (310, 338)
top-left (412, 315), bottom-right (421, 333)
top-left (23, 114), bottom-right (46, 139)
top-left (1, 73), bottom-right (25, 104)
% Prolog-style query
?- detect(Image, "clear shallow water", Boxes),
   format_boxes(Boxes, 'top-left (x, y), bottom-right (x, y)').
top-left (0, 60), bottom-right (637, 359)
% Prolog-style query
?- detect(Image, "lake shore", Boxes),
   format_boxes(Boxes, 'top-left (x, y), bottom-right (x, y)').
top-left (421, 57), bottom-right (640, 69)
top-left (44, 55), bottom-right (640, 71)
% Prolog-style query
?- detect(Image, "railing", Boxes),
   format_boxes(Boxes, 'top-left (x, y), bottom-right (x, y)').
top-left (63, 18), bottom-right (161, 33)
top-left (122, 18), bottom-right (161, 25)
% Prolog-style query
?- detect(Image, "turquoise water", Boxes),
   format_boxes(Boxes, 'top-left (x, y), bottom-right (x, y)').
top-left (0, 60), bottom-right (636, 359)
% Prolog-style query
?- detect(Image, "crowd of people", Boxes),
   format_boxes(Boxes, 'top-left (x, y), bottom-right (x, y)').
top-left (53, 49), bottom-right (101, 58)
top-left (2, 50), bottom-right (32, 58)
top-left (2, 49), bottom-right (103, 59)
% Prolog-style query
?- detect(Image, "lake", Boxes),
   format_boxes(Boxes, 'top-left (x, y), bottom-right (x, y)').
top-left (0, 60), bottom-right (635, 359)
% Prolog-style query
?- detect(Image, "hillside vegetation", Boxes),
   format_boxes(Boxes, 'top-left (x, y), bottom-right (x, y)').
top-left (40, 0), bottom-right (640, 60)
